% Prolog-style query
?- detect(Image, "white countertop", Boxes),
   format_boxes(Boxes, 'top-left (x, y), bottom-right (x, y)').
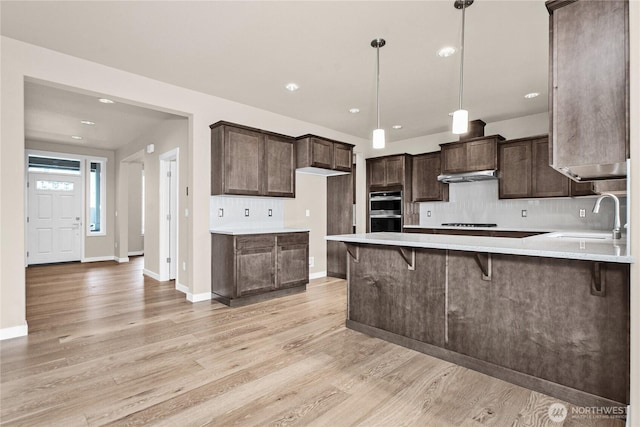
top-left (403, 224), bottom-right (557, 232)
top-left (211, 227), bottom-right (310, 235)
top-left (326, 232), bottom-right (633, 264)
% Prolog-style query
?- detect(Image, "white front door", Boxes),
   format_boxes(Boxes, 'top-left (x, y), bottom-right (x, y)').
top-left (28, 172), bottom-right (83, 264)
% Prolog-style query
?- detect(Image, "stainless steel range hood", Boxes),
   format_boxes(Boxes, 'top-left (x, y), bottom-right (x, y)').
top-left (437, 169), bottom-right (497, 183)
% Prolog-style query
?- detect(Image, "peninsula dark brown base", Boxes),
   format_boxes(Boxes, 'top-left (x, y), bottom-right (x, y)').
top-left (346, 319), bottom-right (625, 410)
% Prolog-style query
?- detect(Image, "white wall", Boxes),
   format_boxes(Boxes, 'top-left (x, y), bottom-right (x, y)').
top-left (127, 162), bottom-right (144, 254)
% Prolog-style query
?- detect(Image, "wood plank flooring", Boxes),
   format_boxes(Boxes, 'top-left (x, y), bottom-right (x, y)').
top-left (0, 257), bottom-right (624, 426)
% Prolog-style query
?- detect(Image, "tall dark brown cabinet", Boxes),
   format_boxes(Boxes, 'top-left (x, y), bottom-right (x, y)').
top-left (327, 173), bottom-right (353, 279)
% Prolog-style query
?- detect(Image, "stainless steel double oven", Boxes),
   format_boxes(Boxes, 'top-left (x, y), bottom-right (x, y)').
top-left (369, 191), bottom-right (402, 232)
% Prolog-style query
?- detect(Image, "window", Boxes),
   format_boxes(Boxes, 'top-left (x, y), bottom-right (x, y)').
top-left (88, 159), bottom-right (106, 235)
top-left (36, 180), bottom-right (75, 191)
top-left (28, 156), bottom-right (81, 175)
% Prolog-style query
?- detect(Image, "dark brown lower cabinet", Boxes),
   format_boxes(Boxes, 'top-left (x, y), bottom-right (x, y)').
top-left (212, 232), bottom-right (309, 306)
top-left (345, 243), bottom-right (629, 407)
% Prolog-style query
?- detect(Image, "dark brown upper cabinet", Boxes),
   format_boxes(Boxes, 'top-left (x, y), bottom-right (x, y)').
top-left (547, 0), bottom-right (629, 181)
top-left (412, 152), bottom-right (448, 202)
top-left (367, 154), bottom-right (408, 190)
top-left (440, 135), bottom-right (504, 175)
top-left (296, 135), bottom-right (354, 173)
top-left (211, 121), bottom-right (295, 198)
top-left (499, 135), bottom-right (570, 199)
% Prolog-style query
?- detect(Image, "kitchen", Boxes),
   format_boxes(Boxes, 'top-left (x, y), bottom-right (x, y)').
top-left (0, 0), bottom-right (639, 425)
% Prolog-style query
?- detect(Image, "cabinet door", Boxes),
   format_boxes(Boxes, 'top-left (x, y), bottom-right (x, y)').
top-left (441, 144), bottom-right (466, 174)
top-left (310, 138), bottom-right (333, 169)
top-left (384, 156), bottom-right (405, 187)
top-left (333, 143), bottom-right (353, 172)
top-left (531, 138), bottom-right (569, 198)
top-left (224, 127), bottom-right (263, 196)
top-left (550, 1), bottom-right (628, 176)
top-left (466, 139), bottom-right (497, 171)
top-left (277, 244), bottom-right (308, 289)
top-left (412, 153), bottom-right (448, 202)
top-left (499, 141), bottom-right (532, 199)
top-left (368, 158), bottom-right (387, 188)
top-left (264, 135), bottom-right (295, 197)
top-left (236, 244), bottom-right (276, 296)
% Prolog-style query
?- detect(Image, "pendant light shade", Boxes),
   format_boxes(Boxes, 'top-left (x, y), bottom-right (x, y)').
top-left (372, 128), bottom-right (385, 149)
top-left (452, 0), bottom-right (473, 135)
top-left (452, 109), bottom-right (469, 134)
top-left (371, 38), bottom-right (386, 149)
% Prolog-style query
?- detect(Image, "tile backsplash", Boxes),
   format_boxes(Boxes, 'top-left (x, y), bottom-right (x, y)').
top-left (210, 196), bottom-right (284, 229)
top-left (418, 180), bottom-right (627, 230)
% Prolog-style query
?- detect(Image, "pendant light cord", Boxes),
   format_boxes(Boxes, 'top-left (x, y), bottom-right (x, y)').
top-left (376, 41), bottom-right (381, 129)
top-left (458, 3), bottom-right (466, 111)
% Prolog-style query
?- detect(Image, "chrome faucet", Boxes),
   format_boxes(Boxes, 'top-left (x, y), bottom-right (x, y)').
top-left (592, 193), bottom-right (621, 240)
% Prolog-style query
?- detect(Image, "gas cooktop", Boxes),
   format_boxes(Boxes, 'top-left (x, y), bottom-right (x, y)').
top-left (441, 223), bottom-right (498, 228)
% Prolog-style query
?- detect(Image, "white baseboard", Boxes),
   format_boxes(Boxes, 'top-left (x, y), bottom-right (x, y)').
top-left (116, 257), bottom-right (129, 263)
top-left (174, 283), bottom-right (210, 302)
top-left (142, 269), bottom-right (161, 281)
top-left (128, 251), bottom-right (144, 256)
top-left (82, 256), bottom-right (116, 263)
top-left (188, 292), bottom-right (212, 303)
top-left (175, 282), bottom-right (189, 294)
top-left (309, 271), bottom-right (327, 280)
top-left (0, 323), bottom-right (28, 340)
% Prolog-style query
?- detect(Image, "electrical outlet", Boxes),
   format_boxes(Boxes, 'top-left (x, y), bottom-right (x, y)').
top-left (268, 209), bottom-right (273, 217)
top-left (309, 256), bottom-right (314, 267)
top-left (244, 208), bottom-right (250, 217)
top-left (579, 208), bottom-right (586, 218)
top-left (305, 209), bottom-right (310, 217)
top-left (218, 208), bottom-right (224, 217)
top-left (521, 210), bottom-right (527, 218)
top-left (182, 261), bottom-right (186, 271)
top-left (427, 210), bottom-right (432, 217)
top-left (185, 208), bottom-right (189, 217)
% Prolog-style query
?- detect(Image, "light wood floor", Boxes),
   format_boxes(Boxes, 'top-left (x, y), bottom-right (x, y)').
top-left (0, 257), bottom-right (624, 426)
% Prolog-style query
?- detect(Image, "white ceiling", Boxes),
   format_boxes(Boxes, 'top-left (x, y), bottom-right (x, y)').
top-left (24, 81), bottom-right (182, 150)
top-left (2, 1), bottom-right (550, 145)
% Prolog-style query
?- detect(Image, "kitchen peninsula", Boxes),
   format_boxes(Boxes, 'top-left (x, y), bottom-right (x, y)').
top-left (326, 231), bottom-right (632, 407)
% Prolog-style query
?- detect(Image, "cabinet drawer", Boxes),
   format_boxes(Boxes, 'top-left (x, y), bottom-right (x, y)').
top-left (277, 232), bottom-right (309, 246)
top-left (236, 235), bottom-right (275, 250)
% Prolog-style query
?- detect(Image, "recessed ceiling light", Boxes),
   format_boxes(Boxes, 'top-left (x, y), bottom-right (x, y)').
top-left (98, 98), bottom-right (115, 104)
top-left (349, 108), bottom-right (360, 114)
top-left (285, 83), bottom-right (299, 92)
top-left (524, 92), bottom-right (540, 99)
top-left (71, 135), bottom-right (83, 140)
top-left (392, 125), bottom-right (403, 130)
top-left (437, 46), bottom-right (457, 58)
top-left (80, 120), bottom-right (95, 125)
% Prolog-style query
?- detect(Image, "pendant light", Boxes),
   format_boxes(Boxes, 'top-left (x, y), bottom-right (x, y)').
top-left (371, 38), bottom-right (386, 149)
top-left (452, 0), bottom-right (473, 135)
